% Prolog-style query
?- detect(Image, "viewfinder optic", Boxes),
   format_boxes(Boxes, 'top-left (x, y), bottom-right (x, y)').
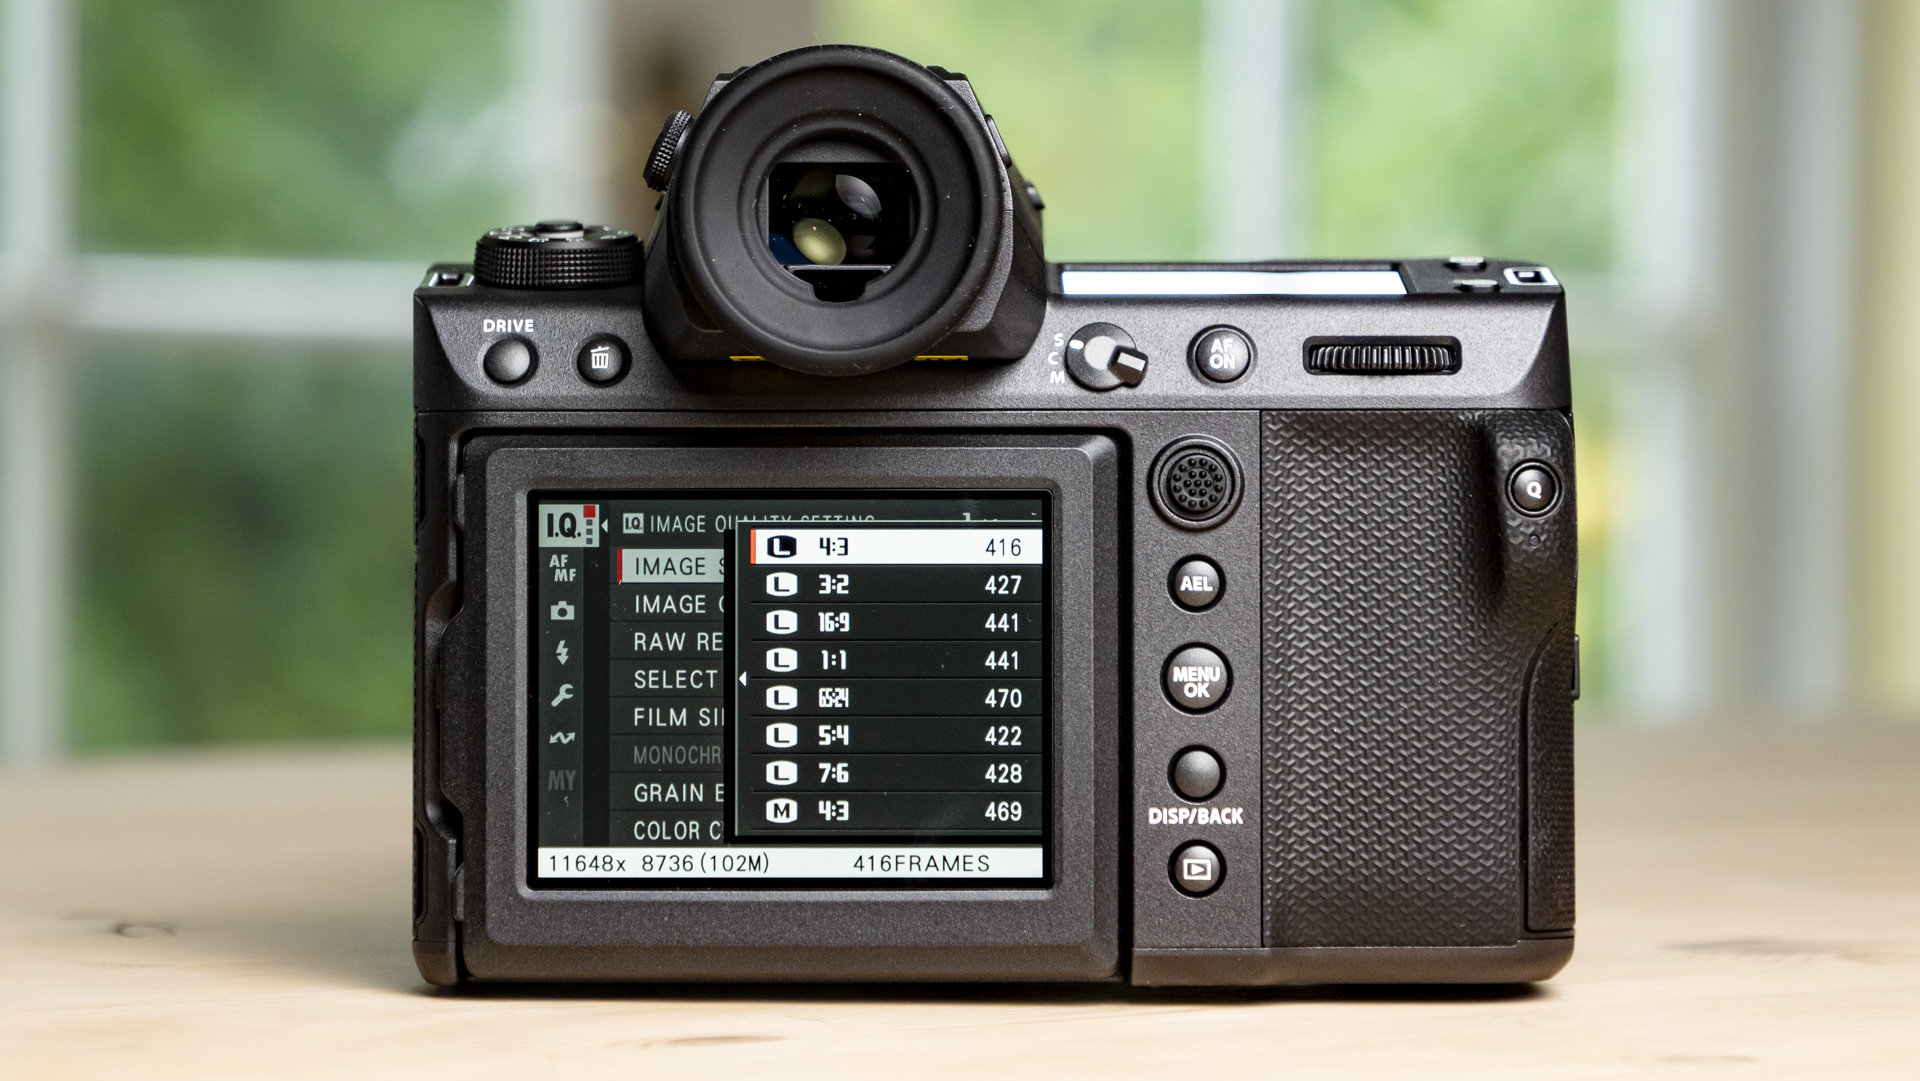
top-left (768, 162), bottom-right (915, 301)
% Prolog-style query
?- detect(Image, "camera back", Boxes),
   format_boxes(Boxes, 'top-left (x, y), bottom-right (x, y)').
top-left (411, 45), bottom-right (1576, 987)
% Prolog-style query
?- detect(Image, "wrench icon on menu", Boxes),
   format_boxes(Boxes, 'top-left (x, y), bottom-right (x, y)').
top-left (550, 684), bottom-right (574, 707)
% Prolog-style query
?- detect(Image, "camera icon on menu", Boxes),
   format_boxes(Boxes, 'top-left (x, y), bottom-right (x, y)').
top-left (765, 571), bottom-right (798, 596)
top-left (764, 798), bottom-right (798, 824)
top-left (766, 534), bottom-right (797, 558)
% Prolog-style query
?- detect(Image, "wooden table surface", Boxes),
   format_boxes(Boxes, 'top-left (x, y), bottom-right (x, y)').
top-left (2, 723), bottom-right (1915, 1080)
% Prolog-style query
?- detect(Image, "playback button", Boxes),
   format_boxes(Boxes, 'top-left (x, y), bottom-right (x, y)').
top-left (1171, 842), bottom-right (1223, 895)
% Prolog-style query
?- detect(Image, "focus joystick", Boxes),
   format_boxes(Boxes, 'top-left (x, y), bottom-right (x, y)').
top-left (473, 221), bottom-right (640, 289)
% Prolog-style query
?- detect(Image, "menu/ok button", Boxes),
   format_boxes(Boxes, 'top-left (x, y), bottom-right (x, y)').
top-left (1164, 645), bottom-right (1231, 712)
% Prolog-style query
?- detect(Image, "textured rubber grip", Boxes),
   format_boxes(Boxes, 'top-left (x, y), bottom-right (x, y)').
top-left (1260, 410), bottom-right (1576, 947)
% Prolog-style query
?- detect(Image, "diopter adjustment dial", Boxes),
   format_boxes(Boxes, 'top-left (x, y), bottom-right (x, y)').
top-left (643, 110), bottom-right (694, 191)
top-left (472, 220), bottom-right (640, 289)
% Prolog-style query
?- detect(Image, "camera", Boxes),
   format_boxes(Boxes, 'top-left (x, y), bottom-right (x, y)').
top-left (412, 45), bottom-right (1576, 986)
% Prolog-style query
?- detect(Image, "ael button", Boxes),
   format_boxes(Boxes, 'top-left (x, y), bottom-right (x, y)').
top-left (1065, 322), bottom-right (1148, 389)
top-left (1169, 558), bottom-right (1223, 611)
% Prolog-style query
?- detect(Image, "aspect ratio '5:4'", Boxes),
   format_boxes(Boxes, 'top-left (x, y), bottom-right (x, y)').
top-left (413, 44), bottom-right (1577, 987)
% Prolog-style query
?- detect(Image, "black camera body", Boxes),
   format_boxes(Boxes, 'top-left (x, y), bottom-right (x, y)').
top-left (412, 46), bottom-right (1576, 987)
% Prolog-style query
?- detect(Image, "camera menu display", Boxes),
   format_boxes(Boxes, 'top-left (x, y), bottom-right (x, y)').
top-left (735, 526), bottom-right (1043, 839)
top-left (529, 492), bottom-right (1048, 886)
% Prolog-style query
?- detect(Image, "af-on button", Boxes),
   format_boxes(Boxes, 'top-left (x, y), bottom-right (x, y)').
top-left (1189, 326), bottom-right (1253, 383)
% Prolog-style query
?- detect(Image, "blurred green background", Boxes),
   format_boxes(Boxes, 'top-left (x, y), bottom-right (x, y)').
top-left (71, 0), bottom-right (1619, 749)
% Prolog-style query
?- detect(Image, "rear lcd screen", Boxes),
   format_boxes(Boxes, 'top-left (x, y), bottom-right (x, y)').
top-left (528, 492), bottom-right (1049, 886)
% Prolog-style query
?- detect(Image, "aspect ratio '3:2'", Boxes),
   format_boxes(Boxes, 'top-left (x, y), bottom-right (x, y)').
top-left (530, 492), bottom-right (1052, 886)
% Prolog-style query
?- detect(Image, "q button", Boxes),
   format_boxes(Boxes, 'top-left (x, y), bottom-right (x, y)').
top-left (1508, 463), bottom-right (1560, 515)
top-left (1163, 645), bottom-right (1231, 712)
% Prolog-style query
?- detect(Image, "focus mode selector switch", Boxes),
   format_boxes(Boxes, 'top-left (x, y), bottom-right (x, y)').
top-left (1171, 748), bottom-right (1223, 800)
top-left (1171, 843), bottom-right (1223, 896)
top-left (1065, 322), bottom-right (1148, 390)
top-left (1509, 463), bottom-right (1560, 514)
top-left (1164, 645), bottom-right (1230, 712)
top-left (1170, 558), bottom-right (1223, 611)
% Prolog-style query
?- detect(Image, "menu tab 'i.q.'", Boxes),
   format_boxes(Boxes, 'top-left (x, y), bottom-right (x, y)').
top-left (528, 492), bottom-right (1050, 887)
